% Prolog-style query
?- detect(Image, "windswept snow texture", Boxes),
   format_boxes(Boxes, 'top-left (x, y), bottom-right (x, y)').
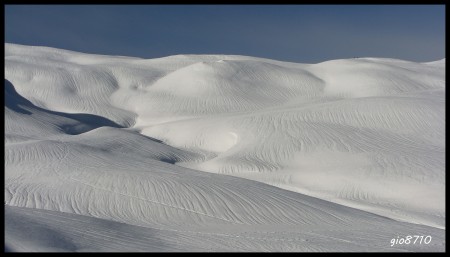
top-left (5, 44), bottom-right (445, 252)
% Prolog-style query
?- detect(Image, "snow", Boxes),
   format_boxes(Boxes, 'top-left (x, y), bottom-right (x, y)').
top-left (4, 43), bottom-right (445, 252)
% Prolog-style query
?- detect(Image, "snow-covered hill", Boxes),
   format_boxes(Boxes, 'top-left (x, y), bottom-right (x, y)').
top-left (5, 43), bottom-right (445, 252)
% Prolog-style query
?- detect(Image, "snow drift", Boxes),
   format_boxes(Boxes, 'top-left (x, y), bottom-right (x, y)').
top-left (4, 43), bottom-right (445, 252)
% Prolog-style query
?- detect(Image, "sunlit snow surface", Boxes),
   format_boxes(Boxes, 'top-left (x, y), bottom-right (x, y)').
top-left (5, 44), bottom-right (445, 252)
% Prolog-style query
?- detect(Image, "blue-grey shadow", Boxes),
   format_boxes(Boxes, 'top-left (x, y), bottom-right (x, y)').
top-left (5, 79), bottom-right (123, 135)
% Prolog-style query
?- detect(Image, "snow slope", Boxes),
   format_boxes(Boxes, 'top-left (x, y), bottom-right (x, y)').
top-left (4, 43), bottom-right (445, 252)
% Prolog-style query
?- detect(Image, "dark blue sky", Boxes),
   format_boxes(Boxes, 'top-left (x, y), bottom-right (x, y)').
top-left (5, 5), bottom-right (445, 63)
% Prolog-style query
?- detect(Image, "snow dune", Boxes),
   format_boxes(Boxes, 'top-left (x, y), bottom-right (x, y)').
top-left (5, 43), bottom-right (445, 251)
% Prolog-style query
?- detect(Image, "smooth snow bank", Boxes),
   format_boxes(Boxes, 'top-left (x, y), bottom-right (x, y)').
top-left (5, 44), bottom-right (445, 251)
top-left (424, 58), bottom-right (445, 67)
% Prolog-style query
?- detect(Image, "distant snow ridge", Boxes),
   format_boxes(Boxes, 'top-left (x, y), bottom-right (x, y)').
top-left (5, 43), bottom-right (445, 252)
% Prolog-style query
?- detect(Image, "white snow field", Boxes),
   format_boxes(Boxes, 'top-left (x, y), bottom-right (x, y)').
top-left (4, 43), bottom-right (445, 252)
